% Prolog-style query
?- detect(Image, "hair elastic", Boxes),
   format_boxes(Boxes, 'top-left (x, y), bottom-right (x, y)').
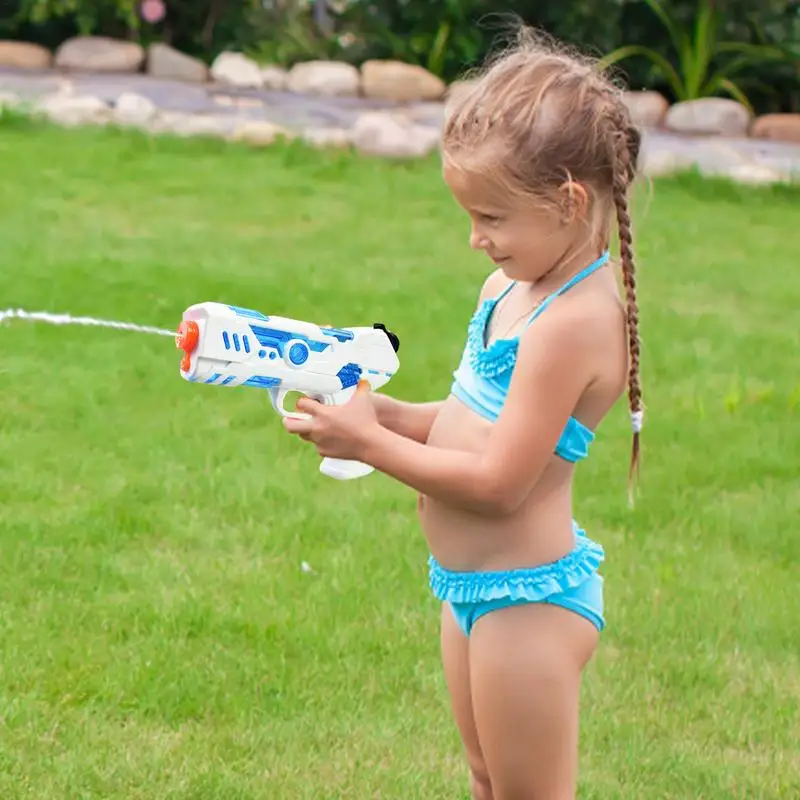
top-left (630, 409), bottom-right (644, 433)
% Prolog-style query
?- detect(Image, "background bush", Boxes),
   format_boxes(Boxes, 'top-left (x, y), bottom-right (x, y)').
top-left (0, 0), bottom-right (797, 113)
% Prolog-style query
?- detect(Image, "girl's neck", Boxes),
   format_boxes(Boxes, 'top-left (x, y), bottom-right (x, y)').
top-left (526, 240), bottom-right (606, 296)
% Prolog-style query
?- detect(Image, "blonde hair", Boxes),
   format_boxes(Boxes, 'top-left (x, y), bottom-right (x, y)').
top-left (443, 25), bottom-right (644, 484)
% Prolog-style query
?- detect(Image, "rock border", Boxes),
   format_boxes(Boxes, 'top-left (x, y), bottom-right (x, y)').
top-left (1, 86), bottom-right (798, 186)
top-left (0, 36), bottom-right (798, 182)
top-left (0, 87), bottom-right (446, 161)
top-left (1, 36), bottom-right (799, 144)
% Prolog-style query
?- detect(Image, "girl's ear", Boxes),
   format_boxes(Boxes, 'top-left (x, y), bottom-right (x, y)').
top-left (555, 179), bottom-right (589, 225)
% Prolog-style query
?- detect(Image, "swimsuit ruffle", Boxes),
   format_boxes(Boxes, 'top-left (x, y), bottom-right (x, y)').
top-left (428, 530), bottom-right (604, 604)
top-left (466, 300), bottom-right (518, 378)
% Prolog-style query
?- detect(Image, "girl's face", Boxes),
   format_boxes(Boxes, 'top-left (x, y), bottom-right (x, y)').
top-left (443, 162), bottom-right (587, 283)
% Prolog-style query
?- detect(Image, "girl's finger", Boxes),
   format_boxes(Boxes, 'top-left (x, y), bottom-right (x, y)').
top-left (283, 417), bottom-right (313, 435)
top-left (295, 397), bottom-right (324, 415)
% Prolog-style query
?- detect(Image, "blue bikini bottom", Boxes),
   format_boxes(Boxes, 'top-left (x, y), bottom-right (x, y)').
top-left (428, 523), bottom-right (606, 637)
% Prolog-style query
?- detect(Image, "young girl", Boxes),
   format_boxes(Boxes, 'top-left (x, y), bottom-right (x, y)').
top-left (284, 26), bottom-right (643, 800)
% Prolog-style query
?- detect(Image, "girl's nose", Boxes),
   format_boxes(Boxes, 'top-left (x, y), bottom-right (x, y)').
top-left (470, 226), bottom-right (489, 251)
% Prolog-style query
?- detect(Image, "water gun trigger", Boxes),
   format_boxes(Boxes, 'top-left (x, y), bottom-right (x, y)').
top-left (268, 387), bottom-right (317, 420)
top-left (268, 382), bottom-right (366, 420)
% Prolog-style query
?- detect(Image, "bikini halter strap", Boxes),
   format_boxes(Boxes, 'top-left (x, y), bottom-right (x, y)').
top-left (526, 250), bottom-right (610, 325)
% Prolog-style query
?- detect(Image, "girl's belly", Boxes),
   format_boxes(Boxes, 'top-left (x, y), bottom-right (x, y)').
top-left (418, 395), bottom-right (577, 571)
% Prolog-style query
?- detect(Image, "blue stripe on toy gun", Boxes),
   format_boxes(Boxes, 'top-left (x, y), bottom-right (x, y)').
top-left (218, 324), bottom-right (333, 362)
top-left (227, 305), bottom-right (269, 320)
top-left (221, 330), bottom-right (254, 353)
top-left (243, 376), bottom-right (282, 388)
top-left (191, 362), bottom-right (391, 390)
top-left (225, 306), bottom-right (354, 344)
top-left (248, 325), bottom-right (331, 357)
top-left (321, 327), bottom-right (354, 342)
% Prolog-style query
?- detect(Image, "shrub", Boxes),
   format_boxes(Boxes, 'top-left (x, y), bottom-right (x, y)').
top-left (0, 0), bottom-right (796, 112)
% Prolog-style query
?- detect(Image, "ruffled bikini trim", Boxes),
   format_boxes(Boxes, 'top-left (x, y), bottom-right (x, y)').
top-left (466, 300), bottom-right (519, 378)
top-left (428, 530), bottom-right (605, 604)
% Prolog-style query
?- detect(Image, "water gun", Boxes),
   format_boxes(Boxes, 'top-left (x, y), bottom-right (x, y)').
top-left (175, 302), bottom-right (400, 480)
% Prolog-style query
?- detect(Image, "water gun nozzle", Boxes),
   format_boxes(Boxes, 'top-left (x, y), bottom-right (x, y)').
top-left (176, 320), bottom-right (199, 371)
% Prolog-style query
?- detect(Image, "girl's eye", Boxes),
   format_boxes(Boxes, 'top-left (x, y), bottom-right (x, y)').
top-left (480, 213), bottom-right (500, 223)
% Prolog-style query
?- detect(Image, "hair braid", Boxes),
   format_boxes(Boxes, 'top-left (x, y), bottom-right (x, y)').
top-left (612, 122), bottom-right (643, 496)
top-left (441, 25), bottom-right (647, 497)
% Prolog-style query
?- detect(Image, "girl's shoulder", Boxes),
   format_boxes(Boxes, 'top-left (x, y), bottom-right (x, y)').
top-left (477, 268), bottom-right (512, 304)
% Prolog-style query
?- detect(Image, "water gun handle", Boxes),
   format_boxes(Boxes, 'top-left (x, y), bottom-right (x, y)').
top-left (268, 385), bottom-right (375, 481)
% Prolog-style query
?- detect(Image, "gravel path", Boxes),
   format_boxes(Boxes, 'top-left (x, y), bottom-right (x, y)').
top-left (1, 66), bottom-right (798, 179)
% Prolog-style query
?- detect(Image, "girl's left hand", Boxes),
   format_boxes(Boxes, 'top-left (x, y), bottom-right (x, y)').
top-left (282, 380), bottom-right (379, 461)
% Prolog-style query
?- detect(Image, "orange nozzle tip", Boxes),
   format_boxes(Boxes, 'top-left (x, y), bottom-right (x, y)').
top-left (176, 320), bottom-right (199, 354)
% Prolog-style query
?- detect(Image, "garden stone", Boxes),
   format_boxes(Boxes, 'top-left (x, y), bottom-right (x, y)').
top-left (404, 101), bottom-right (446, 127)
top-left (750, 114), bottom-right (800, 145)
top-left (637, 145), bottom-right (694, 177)
top-left (622, 90), bottom-right (668, 128)
top-left (726, 164), bottom-right (790, 185)
top-left (0, 41), bottom-right (52, 69)
top-left (261, 65), bottom-right (289, 91)
top-left (360, 59), bottom-right (446, 102)
top-left (665, 98), bottom-right (751, 137)
top-left (147, 43), bottom-right (208, 83)
top-left (287, 60), bottom-right (360, 97)
top-left (689, 141), bottom-right (750, 177)
top-left (301, 127), bottom-right (352, 149)
top-left (352, 111), bottom-right (440, 159)
top-left (232, 120), bottom-right (291, 147)
top-left (147, 111), bottom-right (237, 139)
top-left (210, 52), bottom-right (263, 88)
top-left (112, 92), bottom-right (158, 126)
top-left (0, 91), bottom-right (21, 109)
top-left (35, 93), bottom-right (110, 126)
top-left (55, 36), bottom-right (145, 73)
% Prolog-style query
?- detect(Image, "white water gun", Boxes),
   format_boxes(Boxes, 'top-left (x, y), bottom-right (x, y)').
top-left (175, 302), bottom-right (400, 480)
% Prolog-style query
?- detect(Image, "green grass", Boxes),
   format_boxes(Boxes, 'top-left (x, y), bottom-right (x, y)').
top-left (0, 114), bottom-right (798, 799)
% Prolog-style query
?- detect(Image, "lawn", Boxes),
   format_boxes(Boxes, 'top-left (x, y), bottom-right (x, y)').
top-left (0, 113), bottom-right (798, 799)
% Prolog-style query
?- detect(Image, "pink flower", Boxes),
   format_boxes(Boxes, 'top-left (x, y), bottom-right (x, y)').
top-left (141, 0), bottom-right (166, 24)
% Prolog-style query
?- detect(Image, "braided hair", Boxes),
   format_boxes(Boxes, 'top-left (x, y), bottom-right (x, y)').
top-left (442, 24), bottom-right (645, 489)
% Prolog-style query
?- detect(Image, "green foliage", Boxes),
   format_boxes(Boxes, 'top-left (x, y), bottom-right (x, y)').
top-left (744, 1), bottom-right (800, 111)
top-left (13, 0), bottom-right (139, 36)
top-left (238, 1), bottom-right (347, 68)
top-left (0, 0), bottom-right (797, 111)
top-left (334, 0), bottom-right (487, 81)
top-left (598, 0), bottom-right (789, 108)
top-left (508, 0), bottom-right (626, 56)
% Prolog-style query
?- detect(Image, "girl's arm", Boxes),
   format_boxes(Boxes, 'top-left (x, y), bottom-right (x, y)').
top-left (360, 306), bottom-right (602, 515)
top-left (370, 393), bottom-right (443, 444)
top-left (285, 301), bottom-right (604, 516)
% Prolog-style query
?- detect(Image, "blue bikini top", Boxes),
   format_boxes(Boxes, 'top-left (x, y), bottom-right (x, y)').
top-left (450, 251), bottom-right (610, 463)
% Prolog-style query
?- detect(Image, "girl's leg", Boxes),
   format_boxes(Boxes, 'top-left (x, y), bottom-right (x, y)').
top-left (440, 603), bottom-right (494, 800)
top-left (469, 603), bottom-right (599, 800)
